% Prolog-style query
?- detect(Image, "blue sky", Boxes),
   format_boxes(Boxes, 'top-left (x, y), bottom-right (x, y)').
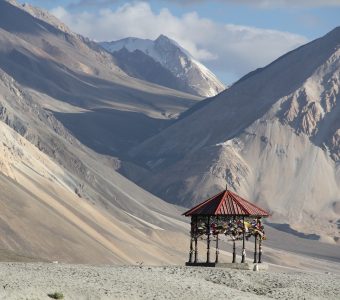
top-left (17, 0), bottom-right (340, 84)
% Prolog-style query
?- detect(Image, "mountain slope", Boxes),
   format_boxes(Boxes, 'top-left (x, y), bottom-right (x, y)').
top-left (129, 27), bottom-right (340, 242)
top-left (101, 35), bottom-right (225, 97)
top-left (0, 66), bottom-right (192, 264)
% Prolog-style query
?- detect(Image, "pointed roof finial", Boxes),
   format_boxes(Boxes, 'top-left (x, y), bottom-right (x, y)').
top-left (225, 183), bottom-right (228, 191)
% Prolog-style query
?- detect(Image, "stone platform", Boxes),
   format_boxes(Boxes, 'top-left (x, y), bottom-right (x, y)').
top-left (185, 262), bottom-right (268, 271)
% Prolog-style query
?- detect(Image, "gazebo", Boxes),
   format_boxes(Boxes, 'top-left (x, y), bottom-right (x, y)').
top-left (183, 186), bottom-right (269, 267)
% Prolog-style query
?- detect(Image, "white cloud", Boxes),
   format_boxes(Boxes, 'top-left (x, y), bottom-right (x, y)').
top-left (224, 0), bottom-right (340, 8)
top-left (50, 2), bottom-right (308, 83)
top-left (68, 0), bottom-right (340, 9)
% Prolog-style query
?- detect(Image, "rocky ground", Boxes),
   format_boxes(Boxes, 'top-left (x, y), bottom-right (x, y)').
top-left (0, 263), bottom-right (339, 299)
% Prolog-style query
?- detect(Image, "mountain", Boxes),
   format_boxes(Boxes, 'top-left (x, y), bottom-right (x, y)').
top-left (129, 27), bottom-right (340, 243)
top-left (100, 35), bottom-right (226, 98)
top-left (0, 0), bottom-right (200, 263)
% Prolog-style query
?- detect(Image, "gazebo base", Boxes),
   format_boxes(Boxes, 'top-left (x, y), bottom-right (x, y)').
top-left (185, 262), bottom-right (268, 271)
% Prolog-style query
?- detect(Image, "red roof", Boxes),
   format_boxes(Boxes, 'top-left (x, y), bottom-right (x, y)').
top-left (183, 188), bottom-right (269, 217)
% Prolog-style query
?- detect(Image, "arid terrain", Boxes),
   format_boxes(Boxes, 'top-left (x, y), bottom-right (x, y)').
top-left (0, 263), bottom-right (339, 300)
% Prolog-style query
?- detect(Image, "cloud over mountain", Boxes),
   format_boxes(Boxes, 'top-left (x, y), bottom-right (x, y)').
top-left (51, 2), bottom-right (307, 83)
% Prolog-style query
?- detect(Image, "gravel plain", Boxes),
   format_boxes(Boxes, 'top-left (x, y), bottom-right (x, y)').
top-left (0, 263), bottom-right (339, 300)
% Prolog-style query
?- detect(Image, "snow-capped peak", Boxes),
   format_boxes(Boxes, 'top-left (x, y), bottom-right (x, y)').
top-left (100, 35), bottom-right (225, 97)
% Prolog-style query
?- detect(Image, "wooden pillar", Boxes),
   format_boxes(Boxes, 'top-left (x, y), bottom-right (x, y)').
top-left (241, 217), bottom-right (246, 263)
top-left (258, 238), bottom-right (262, 263)
top-left (188, 217), bottom-right (194, 263)
top-left (194, 216), bottom-right (198, 263)
top-left (232, 238), bottom-right (236, 263)
top-left (206, 216), bottom-right (211, 263)
top-left (215, 216), bottom-right (219, 264)
top-left (215, 234), bottom-right (219, 263)
top-left (253, 234), bottom-right (258, 263)
top-left (232, 217), bottom-right (236, 263)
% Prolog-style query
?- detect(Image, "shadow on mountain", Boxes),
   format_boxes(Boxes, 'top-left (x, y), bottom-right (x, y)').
top-left (53, 109), bottom-right (173, 157)
top-left (262, 224), bottom-right (340, 263)
top-left (267, 222), bottom-right (320, 240)
top-left (112, 48), bottom-right (190, 94)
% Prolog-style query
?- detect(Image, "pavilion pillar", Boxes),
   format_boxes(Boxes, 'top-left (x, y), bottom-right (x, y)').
top-left (253, 234), bottom-right (258, 263)
top-left (206, 216), bottom-right (211, 263)
top-left (215, 216), bottom-right (219, 264)
top-left (241, 217), bottom-right (246, 263)
top-left (215, 234), bottom-right (219, 264)
top-left (258, 238), bottom-right (262, 263)
top-left (194, 216), bottom-right (198, 263)
top-left (232, 217), bottom-right (236, 263)
top-left (232, 238), bottom-right (236, 263)
top-left (188, 217), bottom-right (194, 263)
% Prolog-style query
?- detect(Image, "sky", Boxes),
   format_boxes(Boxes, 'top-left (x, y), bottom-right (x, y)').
top-left (17, 0), bottom-right (340, 84)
